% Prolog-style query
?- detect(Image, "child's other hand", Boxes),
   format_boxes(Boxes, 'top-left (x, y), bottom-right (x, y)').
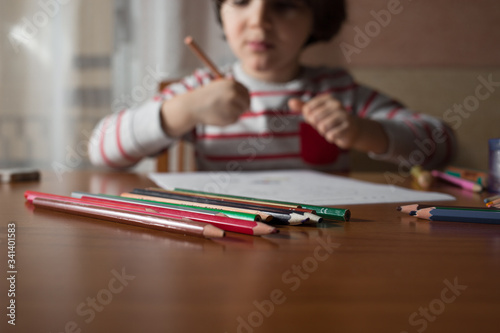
top-left (288, 94), bottom-right (361, 149)
top-left (191, 79), bottom-right (250, 126)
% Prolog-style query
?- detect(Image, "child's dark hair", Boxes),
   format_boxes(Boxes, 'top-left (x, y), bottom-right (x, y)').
top-left (212, 0), bottom-right (347, 46)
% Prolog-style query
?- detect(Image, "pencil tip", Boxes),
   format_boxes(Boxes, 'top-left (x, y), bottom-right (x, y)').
top-left (254, 222), bottom-right (277, 236)
top-left (287, 213), bottom-right (306, 225)
top-left (409, 211), bottom-right (417, 216)
top-left (396, 206), bottom-right (402, 211)
top-left (304, 212), bottom-right (322, 223)
top-left (204, 224), bottom-right (225, 238)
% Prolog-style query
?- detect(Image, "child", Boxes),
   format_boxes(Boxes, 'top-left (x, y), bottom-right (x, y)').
top-left (88, 0), bottom-right (456, 172)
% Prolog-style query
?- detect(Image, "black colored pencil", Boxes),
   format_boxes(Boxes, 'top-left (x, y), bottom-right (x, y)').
top-left (130, 188), bottom-right (308, 225)
top-left (147, 187), bottom-right (323, 223)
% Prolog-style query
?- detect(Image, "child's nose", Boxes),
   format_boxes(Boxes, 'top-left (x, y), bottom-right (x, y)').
top-left (248, 0), bottom-right (272, 29)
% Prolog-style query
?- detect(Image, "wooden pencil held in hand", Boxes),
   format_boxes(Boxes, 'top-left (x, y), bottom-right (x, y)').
top-left (156, 36), bottom-right (222, 173)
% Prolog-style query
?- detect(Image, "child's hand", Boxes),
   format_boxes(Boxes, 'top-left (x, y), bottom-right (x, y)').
top-left (161, 79), bottom-right (250, 138)
top-left (288, 94), bottom-right (361, 149)
top-left (190, 79), bottom-right (250, 126)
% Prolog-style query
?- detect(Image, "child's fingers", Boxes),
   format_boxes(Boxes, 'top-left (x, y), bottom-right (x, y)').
top-left (232, 98), bottom-right (250, 115)
top-left (303, 95), bottom-right (343, 123)
top-left (303, 94), bottom-right (342, 113)
top-left (324, 122), bottom-right (350, 144)
top-left (317, 112), bottom-right (346, 134)
top-left (302, 94), bottom-right (329, 116)
top-left (288, 98), bottom-right (304, 111)
top-left (234, 81), bottom-right (251, 100)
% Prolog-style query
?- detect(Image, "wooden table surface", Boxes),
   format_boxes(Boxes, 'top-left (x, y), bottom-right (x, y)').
top-left (1, 170), bottom-right (499, 333)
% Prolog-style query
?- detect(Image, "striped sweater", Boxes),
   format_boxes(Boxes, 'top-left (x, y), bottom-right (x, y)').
top-left (88, 63), bottom-right (456, 171)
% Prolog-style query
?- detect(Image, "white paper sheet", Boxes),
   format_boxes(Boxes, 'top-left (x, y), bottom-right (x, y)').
top-left (149, 170), bottom-right (455, 206)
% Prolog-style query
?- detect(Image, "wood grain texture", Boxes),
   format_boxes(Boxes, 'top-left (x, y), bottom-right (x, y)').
top-left (1, 171), bottom-right (499, 332)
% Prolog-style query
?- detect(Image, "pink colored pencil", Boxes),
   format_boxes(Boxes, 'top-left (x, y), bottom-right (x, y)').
top-left (31, 197), bottom-right (224, 238)
top-left (431, 170), bottom-right (483, 193)
top-left (25, 191), bottom-right (275, 236)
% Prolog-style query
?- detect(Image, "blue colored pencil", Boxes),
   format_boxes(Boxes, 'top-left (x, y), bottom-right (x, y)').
top-left (414, 207), bottom-right (500, 225)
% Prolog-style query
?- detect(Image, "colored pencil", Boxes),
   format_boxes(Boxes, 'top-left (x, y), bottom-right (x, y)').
top-left (413, 207), bottom-right (500, 225)
top-left (66, 191), bottom-right (276, 236)
top-left (128, 189), bottom-right (309, 225)
top-left (486, 197), bottom-right (500, 207)
top-left (397, 204), bottom-right (496, 214)
top-left (172, 187), bottom-right (350, 222)
top-left (71, 191), bottom-right (260, 222)
top-left (29, 196), bottom-right (225, 238)
top-left (121, 192), bottom-right (277, 224)
top-left (431, 170), bottom-right (483, 192)
top-left (145, 187), bottom-right (323, 223)
top-left (184, 36), bottom-right (223, 79)
top-left (445, 166), bottom-right (488, 187)
top-left (484, 194), bottom-right (500, 204)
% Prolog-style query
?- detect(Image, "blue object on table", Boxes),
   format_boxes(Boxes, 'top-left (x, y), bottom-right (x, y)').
top-left (489, 138), bottom-right (500, 193)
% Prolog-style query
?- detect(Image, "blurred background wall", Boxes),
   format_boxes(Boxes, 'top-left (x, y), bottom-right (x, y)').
top-left (0, 0), bottom-right (498, 174)
top-left (321, 0), bottom-right (500, 171)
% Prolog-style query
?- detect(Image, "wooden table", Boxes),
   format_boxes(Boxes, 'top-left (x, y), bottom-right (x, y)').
top-left (1, 171), bottom-right (499, 333)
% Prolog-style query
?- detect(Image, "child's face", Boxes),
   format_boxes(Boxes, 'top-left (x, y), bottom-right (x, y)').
top-left (220, 0), bottom-right (313, 82)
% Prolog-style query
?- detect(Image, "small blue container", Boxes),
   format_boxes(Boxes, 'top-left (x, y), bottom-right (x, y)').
top-left (489, 138), bottom-right (500, 193)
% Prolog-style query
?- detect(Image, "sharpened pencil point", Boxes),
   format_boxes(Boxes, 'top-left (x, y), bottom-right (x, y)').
top-left (304, 212), bottom-right (322, 223)
top-left (253, 222), bottom-right (277, 236)
top-left (203, 224), bottom-right (225, 238)
top-left (409, 211), bottom-right (417, 216)
top-left (288, 213), bottom-right (308, 225)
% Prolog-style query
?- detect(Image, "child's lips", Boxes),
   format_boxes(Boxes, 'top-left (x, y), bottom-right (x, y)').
top-left (247, 41), bottom-right (273, 52)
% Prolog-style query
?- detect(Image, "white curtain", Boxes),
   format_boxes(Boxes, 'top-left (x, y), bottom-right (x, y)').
top-left (113, 0), bottom-right (233, 97)
top-left (0, 0), bottom-right (230, 173)
top-left (112, 0), bottom-right (234, 171)
top-left (1, 0), bottom-right (81, 172)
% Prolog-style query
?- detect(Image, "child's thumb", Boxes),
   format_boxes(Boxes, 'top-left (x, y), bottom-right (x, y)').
top-left (287, 98), bottom-right (304, 111)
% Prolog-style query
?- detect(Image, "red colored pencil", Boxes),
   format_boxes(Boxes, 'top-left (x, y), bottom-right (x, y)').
top-left (25, 191), bottom-right (275, 236)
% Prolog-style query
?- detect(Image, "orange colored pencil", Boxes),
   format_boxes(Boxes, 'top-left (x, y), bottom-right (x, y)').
top-left (185, 36), bottom-right (223, 78)
top-left (486, 197), bottom-right (500, 207)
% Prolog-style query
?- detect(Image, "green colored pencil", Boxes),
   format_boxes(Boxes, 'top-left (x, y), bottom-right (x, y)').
top-left (173, 188), bottom-right (350, 222)
top-left (72, 192), bottom-right (261, 222)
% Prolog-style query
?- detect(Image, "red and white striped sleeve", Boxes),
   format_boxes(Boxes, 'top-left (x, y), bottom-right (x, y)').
top-left (351, 84), bottom-right (457, 169)
top-left (88, 68), bottom-right (218, 168)
top-left (88, 99), bottom-right (171, 168)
